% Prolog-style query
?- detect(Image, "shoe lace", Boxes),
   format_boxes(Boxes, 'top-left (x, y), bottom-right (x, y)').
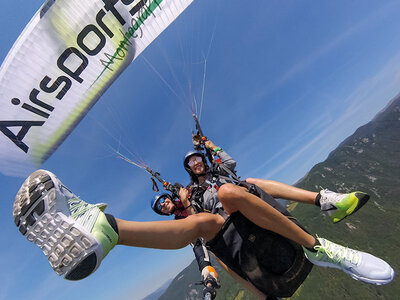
top-left (68, 197), bottom-right (94, 219)
top-left (315, 239), bottom-right (360, 265)
top-left (321, 189), bottom-right (344, 204)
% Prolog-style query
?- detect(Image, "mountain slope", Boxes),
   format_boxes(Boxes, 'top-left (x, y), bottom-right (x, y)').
top-left (142, 279), bottom-right (173, 300)
top-left (158, 256), bottom-right (258, 300)
top-left (157, 95), bottom-right (400, 299)
top-left (290, 95), bottom-right (400, 299)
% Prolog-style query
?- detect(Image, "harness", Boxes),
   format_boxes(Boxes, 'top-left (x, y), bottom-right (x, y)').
top-left (206, 184), bottom-right (313, 298)
top-left (189, 185), bottom-right (206, 213)
top-left (188, 167), bottom-right (312, 298)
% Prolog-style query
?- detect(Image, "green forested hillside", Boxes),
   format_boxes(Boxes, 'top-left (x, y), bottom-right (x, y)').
top-left (290, 96), bottom-right (400, 299)
top-left (159, 256), bottom-right (258, 300)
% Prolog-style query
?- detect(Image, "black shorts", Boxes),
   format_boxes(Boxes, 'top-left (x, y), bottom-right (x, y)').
top-left (206, 184), bottom-right (313, 298)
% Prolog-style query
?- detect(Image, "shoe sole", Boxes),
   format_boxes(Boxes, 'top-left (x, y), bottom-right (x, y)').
top-left (345, 267), bottom-right (395, 285)
top-left (304, 253), bottom-right (395, 285)
top-left (332, 192), bottom-right (370, 223)
top-left (13, 170), bottom-right (102, 280)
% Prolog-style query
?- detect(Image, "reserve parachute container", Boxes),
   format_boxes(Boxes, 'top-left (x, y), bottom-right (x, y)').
top-left (0, 0), bottom-right (192, 176)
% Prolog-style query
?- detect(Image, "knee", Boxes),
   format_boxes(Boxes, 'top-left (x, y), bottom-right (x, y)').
top-left (188, 213), bottom-right (225, 240)
top-left (218, 184), bottom-right (247, 212)
top-left (186, 213), bottom-right (222, 231)
top-left (218, 183), bottom-right (240, 203)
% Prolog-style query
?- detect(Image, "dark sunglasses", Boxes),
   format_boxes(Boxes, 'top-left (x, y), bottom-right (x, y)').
top-left (156, 198), bottom-right (166, 211)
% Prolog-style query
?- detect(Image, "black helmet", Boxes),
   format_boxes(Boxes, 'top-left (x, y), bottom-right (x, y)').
top-left (151, 193), bottom-right (174, 216)
top-left (183, 150), bottom-right (208, 181)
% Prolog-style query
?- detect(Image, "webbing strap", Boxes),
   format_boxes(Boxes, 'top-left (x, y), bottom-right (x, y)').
top-left (151, 177), bottom-right (159, 192)
top-left (212, 163), bottom-right (240, 184)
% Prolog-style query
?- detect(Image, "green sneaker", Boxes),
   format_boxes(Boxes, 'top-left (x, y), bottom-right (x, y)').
top-left (13, 170), bottom-right (118, 280)
top-left (303, 238), bottom-right (394, 285)
top-left (319, 189), bottom-right (369, 223)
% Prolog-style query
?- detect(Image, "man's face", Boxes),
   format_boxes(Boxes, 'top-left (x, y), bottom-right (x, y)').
top-left (189, 155), bottom-right (205, 175)
top-left (159, 197), bottom-right (175, 214)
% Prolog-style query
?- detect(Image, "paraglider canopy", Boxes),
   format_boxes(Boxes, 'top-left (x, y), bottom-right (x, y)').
top-left (0, 0), bottom-right (193, 177)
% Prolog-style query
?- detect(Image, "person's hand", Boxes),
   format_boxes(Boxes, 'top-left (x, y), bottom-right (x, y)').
top-left (201, 266), bottom-right (218, 285)
top-left (204, 140), bottom-right (217, 151)
top-left (179, 187), bottom-right (190, 206)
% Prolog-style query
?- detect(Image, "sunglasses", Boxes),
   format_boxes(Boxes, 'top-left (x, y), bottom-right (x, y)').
top-left (156, 198), bottom-right (166, 211)
top-left (188, 156), bottom-right (202, 167)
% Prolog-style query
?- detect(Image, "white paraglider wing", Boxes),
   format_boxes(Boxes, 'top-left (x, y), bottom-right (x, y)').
top-left (0, 0), bottom-right (192, 176)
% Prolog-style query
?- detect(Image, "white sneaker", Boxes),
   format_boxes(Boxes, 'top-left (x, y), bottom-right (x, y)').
top-left (13, 170), bottom-right (118, 280)
top-left (319, 189), bottom-right (369, 223)
top-left (303, 238), bottom-right (394, 285)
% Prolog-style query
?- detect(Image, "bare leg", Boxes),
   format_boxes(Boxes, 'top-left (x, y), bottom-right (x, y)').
top-left (246, 178), bottom-right (318, 205)
top-left (215, 256), bottom-right (265, 299)
top-left (218, 183), bottom-right (316, 248)
top-left (116, 213), bottom-right (225, 249)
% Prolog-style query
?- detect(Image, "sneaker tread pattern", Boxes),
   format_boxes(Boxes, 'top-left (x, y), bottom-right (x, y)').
top-left (13, 170), bottom-right (98, 278)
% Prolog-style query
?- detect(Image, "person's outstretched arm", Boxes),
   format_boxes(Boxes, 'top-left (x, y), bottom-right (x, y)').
top-left (205, 140), bottom-right (236, 171)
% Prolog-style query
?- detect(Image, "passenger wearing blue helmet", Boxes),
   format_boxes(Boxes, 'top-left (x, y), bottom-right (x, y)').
top-left (150, 186), bottom-right (219, 290)
top-left (151, 191), bottom-right (193, 219)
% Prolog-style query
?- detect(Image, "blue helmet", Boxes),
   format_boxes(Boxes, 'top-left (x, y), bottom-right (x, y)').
top-left (151, 193), bottom-right (173, 216)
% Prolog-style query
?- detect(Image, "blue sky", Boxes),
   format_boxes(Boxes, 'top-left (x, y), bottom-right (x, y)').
top-left (2, 1), bottom-right (400, 299)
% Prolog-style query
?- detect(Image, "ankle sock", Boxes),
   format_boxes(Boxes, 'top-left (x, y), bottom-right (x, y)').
top-left (306, 238), bottom-right (320, 252)
top-left (105, 213), bottom-right (119, 235)
top-left (315, 193), bottom-right (321, 207)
